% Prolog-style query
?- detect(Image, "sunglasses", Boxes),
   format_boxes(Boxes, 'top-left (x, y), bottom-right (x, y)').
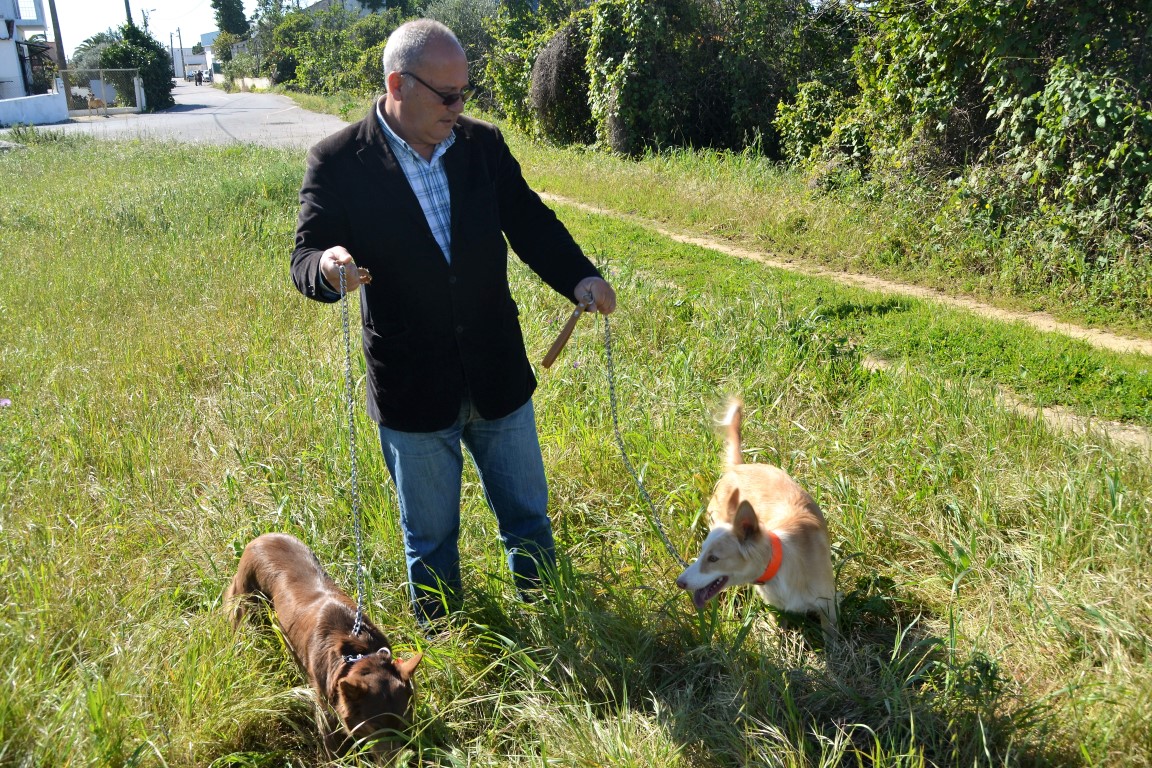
top-left (401, 71), bottom-right (473, 106)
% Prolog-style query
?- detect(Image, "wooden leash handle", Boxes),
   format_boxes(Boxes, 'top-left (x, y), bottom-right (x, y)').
top-left (541, 303), bottom-right (588, 368)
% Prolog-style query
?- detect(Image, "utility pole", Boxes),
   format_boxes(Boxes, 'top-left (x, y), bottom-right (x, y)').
top-left (46, 0), bottom-right (70, 104)
top-left (124, 0), bottom-right (132, 26)
top-left (176, 27), bottom-right (185, 78)
top-left (46, 0), bottom-right (65, 71)
top-left (170, 32), bottom-right (176, 78)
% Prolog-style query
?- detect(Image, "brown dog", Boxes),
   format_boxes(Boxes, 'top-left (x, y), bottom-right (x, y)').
top-left (676, 399), bottom-right (838, 641)
top-left (224, 533), bottom-right (422, 755)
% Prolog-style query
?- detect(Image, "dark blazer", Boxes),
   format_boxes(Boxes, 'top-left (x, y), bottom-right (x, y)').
top-left (292, 107), bottom-right (601, 432)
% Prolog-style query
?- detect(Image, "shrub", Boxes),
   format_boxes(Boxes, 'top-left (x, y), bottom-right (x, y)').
top-left (223, 52), bottom-right (258, 81)
top-left (99, 23), bottom-right (174, 111)
top-left (483, 0), bottom-right (551, 131)
top-left (529, 17), bottom-right (595, 145)
top-left (775, 80), bottom-right (844, 165)
top-left (421, 0), bottom-right (499, 92)
top-left (586, 0), bottom-right (813, 156)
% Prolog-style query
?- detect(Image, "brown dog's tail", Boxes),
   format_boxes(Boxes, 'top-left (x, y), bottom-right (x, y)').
top-left (722, 398), bottom-right (743, 468)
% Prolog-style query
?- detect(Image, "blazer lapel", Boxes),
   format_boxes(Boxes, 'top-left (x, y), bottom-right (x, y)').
top-left (443, 126), bottom-right (470, 259)
top-left (354, 108), bottom-right (432, 236)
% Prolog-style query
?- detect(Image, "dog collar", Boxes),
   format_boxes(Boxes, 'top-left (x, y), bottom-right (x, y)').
top-left (753, 531), bottom-right (783, 584)
top-left (344, 646), bottom-right (392, 665)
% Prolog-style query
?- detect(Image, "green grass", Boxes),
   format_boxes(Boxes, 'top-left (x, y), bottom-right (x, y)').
top-left (1, 132), bottom-right (1150, 767)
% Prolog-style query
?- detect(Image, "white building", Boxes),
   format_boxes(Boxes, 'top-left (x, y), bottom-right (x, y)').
top-left (0, 0), bottom-right (47, 100)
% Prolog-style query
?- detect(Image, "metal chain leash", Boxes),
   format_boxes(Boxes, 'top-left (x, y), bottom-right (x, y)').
top-left (338, 266), bottom-right (367, 637)
top-left (600, 312), bottom-right (689, 569)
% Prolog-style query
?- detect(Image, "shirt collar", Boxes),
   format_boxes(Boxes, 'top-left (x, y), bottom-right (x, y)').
top-left (376, 98), bottom-right (456, 163)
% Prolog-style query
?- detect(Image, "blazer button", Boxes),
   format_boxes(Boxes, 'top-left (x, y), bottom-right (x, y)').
top-left (449, 276), bottom-right (457, 284)
top-left (456, 325), bottom-right (464, 334)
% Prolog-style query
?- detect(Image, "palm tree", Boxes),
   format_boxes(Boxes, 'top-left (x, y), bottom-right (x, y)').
top-left (70, 30), bottom-right (123, 72)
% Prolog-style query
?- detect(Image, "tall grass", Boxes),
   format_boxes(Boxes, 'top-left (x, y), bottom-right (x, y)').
top-left (1, 134), bottom-right (1150, 766)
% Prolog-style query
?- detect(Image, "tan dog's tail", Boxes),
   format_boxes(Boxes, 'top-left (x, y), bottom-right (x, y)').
top-left (723, 398), bottom-right (743, 468)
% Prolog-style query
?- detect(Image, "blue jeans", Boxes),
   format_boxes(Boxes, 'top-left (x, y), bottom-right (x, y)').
top-left (378, 398), bottom-right (555, 623)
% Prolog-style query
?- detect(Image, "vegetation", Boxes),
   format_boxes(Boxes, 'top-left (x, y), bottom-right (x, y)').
top-left (213, 0), bottom-right (251, 36)
top-left (98, 22), bottom-right (175, 111)
top-left (1, 129), bottom-right (1150, 767)
top-left (68, 30), bottom-right (120, 72)
top-left (782, 0), bottom-right (1152, 321)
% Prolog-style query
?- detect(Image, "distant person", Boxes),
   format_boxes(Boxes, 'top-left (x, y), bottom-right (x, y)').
top-left (290, 19), bottom-right (616, 627)
top-left (195, 70), bottom-right (203, 86)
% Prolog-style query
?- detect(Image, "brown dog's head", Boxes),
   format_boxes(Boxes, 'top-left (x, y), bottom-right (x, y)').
top-left (335, 648), bottom-right (423, 753)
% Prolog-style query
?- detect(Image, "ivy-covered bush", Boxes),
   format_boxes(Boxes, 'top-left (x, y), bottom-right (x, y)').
top-left (957, 60), bottom-right (1152, 250)
top-left (804, 0), bottom-right (1152, 256)
top-left (775, 81), bottom-right (845, 165)
top-left (483, 1), bottom-right (548, 132)
top-left (586, 0), bottom-right (822, 156)
top-left (530, 15), bottom-right (595, 145)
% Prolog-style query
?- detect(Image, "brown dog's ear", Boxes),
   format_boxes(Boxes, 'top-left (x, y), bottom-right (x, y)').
top-left (733, 500), bottom-right (759, 541)
top-left (395, 652), bottom-right (423, 682)
top-left (338, 678), bottom-right (363, 703)
top-left (376, 647), bottom-right (393, 662)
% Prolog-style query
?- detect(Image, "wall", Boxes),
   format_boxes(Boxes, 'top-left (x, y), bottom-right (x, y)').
top-left (233, 76), bottom-right (271, 91)
top-left (0, 38), bottom-right (21, 99)
top-left (0, 90), bottom-right (66, 126)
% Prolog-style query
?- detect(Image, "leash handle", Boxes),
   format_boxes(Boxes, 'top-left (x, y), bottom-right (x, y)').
top-left (542, 302), bottom-right (588, 368)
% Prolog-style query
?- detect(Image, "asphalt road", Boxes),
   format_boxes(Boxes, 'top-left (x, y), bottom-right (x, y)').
top-left (40, 79), bottom-right (352, 148)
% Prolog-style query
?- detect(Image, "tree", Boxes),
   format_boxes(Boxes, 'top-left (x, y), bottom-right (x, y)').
top-left (213, 30), bottom-right (239, 64)
top-left (70, 29), bottom-right (122, 72)
top-left (100, 23), bottom-right (174, 111)
top-left (212, 0), bottom-right (250, 36)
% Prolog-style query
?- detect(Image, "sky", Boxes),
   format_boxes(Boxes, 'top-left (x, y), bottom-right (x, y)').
top-left (47, 0), bottom-right (257, 59)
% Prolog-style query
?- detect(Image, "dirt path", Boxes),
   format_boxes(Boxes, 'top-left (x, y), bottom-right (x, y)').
top-left (542, 193), bottom-right (1151, 452)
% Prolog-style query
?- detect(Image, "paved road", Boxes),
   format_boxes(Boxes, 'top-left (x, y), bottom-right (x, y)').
top-left (42, 79), bottom-right (352, 148)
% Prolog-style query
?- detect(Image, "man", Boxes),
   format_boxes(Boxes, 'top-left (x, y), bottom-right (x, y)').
top-left (290, 19), bottom-right (616, 626)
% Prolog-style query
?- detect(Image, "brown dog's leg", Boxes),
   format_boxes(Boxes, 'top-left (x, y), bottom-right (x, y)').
top-left (223, 543), bottom-right (265, 627)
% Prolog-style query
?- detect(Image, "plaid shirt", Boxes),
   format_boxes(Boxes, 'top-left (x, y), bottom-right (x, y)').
top-left (377, 104), bottom-right (456, 263)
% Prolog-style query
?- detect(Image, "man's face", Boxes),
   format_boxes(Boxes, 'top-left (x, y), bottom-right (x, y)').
top-left (388, 38), bottom-right (469, 154)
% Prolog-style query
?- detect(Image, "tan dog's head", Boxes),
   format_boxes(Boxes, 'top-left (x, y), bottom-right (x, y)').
top-left (676, 399), bottom-right (787, 607)
top-left (677, 486), bottom-right (777, 607)
top-left (335, 648), bottom-right (422, 753)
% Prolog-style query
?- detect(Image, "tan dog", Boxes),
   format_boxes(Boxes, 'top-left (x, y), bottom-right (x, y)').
top-left (86, 95), bottom-right (106, 115)
top-left (225, 533), bottom-right (422, 756)
top-left (676, 399), bottom-right (838, 640)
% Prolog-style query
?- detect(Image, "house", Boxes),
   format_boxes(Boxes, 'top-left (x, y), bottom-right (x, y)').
top-left (0, 0), bottom-right (69, 126)
top-left (0, 0), bottom-right (47, 100)
top-left (301, 0), bottom-right (377, 18)
top-left (200, 31), bottom-right (220, 74)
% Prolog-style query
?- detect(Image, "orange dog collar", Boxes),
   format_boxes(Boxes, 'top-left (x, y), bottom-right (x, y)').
top-left (754, 531), bottom-right (783, 584)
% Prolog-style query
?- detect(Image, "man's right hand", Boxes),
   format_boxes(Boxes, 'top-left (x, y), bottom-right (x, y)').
top-left (321, 246), bottom-right (373, 293)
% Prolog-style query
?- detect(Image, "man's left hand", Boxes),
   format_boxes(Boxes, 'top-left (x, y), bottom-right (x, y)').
top-left (574, 277), bottom-right (617, 315)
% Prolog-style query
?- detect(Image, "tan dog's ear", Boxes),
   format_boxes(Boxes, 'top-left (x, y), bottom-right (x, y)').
top-left (395, 653), bottom-right (423, 682)
top-left (733, 500), bottom-right (759, 541)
